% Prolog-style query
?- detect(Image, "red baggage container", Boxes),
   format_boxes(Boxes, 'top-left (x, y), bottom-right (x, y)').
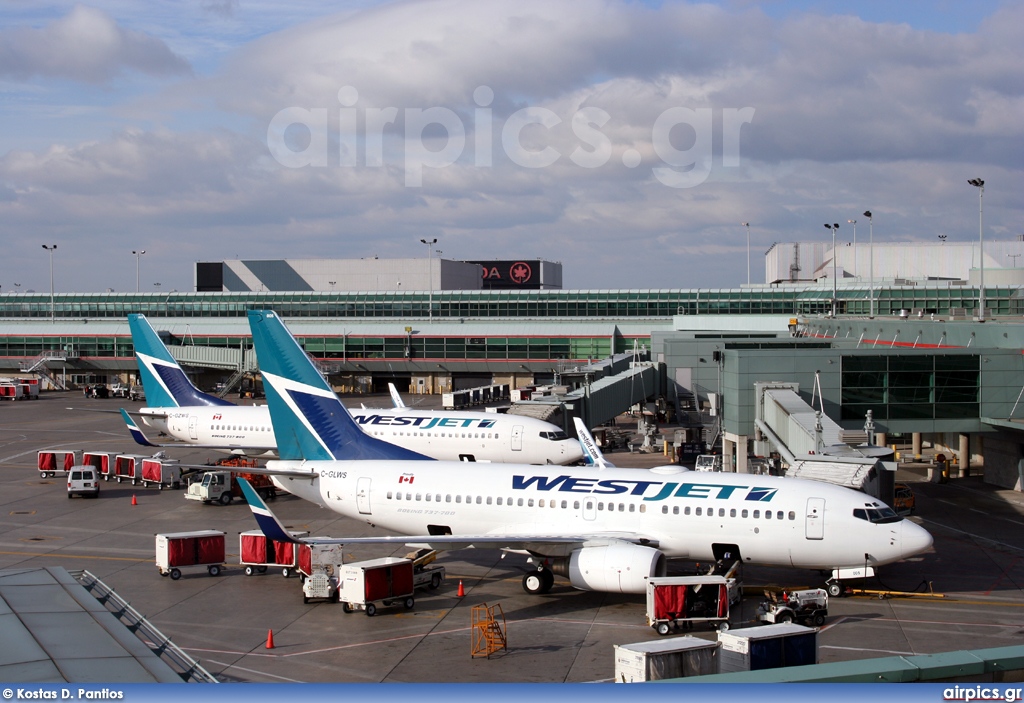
top-left (113, 454), bottom-right (146, 484)
top-left (155, 530), bottom-right (226, 580)
top-left (83, 451), bottom-right (119, 479)
top-left (238, 530), bottom-right (308, 577)
top-left (37, 450), bottom-right (83, 478)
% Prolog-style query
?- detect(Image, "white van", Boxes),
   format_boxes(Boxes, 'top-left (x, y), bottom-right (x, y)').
top-left (68, 466), bottom-right (100, 499)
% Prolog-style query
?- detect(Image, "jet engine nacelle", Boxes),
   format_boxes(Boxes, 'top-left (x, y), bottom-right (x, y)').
top-left (559, 543), bottom-right (666, 594)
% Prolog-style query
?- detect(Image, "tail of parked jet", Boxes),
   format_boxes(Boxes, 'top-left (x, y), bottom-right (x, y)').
top-left (129, 314), bottom-right (234, 408)
top-left (388, 382), bottom-right (407, 408)
top-left (573, 417), bottom-right (614, 469)
top-left (247, 310), bottom-right (430, 463)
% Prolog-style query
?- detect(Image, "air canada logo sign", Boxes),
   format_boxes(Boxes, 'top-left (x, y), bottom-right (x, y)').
top-left (509, 262), bottom-right (532, 284)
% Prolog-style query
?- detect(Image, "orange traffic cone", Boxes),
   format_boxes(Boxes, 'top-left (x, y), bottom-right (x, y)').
top-left (131, 495), bottom-right (137, 506)
top-left (266, 629), bottom-right (275, 649)
top-left (457, 580), bottom-right (465, 597)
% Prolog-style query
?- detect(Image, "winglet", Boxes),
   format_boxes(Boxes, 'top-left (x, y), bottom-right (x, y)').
top-left (388, 383), bottom-right (407, 409)
top-left (119, 408), bottom-right (158, 447)
top-left (573, 417), bottom-right (612, 469)
top-left (237, 478), bottom-right (302, 544)
top-left (129, 314), bottom-right (233, 408)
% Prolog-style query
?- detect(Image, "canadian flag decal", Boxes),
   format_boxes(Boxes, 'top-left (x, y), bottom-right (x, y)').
top-left (213, 414), bottom-right (222, 420)
top-left (398, 475), bottom-right (415, 484)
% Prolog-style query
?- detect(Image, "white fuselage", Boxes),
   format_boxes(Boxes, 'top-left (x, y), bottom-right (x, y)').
top-left (270, 461), bottom-right (933, 571)
top-left (138, 405), bottom-right (583, 465)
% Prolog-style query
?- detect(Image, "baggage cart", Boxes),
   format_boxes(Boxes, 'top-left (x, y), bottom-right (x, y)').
top-left (337, 557), bottom-right (415, 616)
top-left (614, 636), bottom-right (719, 682)
top-left (155, 530), bottom-right (226, 580)
top-left (113, 453), bottom-right (147, 484)
top-left (239, 529), bottom-right (308, 577)
top-left (37, 449), bottom-right (83, 478)
top-left (82, 451), bottom-right (119, 481)
top-left (646, 575), bottom-right (731, 635)
top-left (718, 623), bottom-right (818, 673)
top-left (141, 457), bottom-right (182, 490)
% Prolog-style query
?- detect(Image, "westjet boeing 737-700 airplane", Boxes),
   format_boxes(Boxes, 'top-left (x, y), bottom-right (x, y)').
top-left (238, 309), bottom-right (933, 597)
top-left (123, 314), bottom-right (583, 465)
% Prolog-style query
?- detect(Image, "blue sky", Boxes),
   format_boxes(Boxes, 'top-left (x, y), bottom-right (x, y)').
top-left (0, 0), bottom-right (1021, 293)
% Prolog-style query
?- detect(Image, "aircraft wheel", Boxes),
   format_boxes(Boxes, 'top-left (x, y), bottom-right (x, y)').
top-left (366, 603), bottom-right (377, 617)
top-left (539, 568), bottom-right (555, 593)
top-left (170, 568), bottom-right (181, 580)
top-left (827, 581), bottom-right (843, 598)
top-left (522, 571), bottom-right (545, 595)
top-left (656, 622), bottom-right (671, 636)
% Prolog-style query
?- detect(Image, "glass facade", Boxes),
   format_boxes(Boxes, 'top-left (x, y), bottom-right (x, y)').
top-left (0, 286), bottom-right (1014, 320)
top-left (840, 354), bottom-right (980, 421)
top-left (0, 334), bottom-right (614, 364)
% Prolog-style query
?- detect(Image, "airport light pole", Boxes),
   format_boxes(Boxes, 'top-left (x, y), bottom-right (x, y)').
top-left (968, 178), bottom-right (985, 322)
top-left (132, 250), bottom-right (146, 293)
top-left (420, 238), bottom-right (437, 321)
top-left (742, 222), bottom-right (751, 285)
top-left (863, 211), bottom-right (874, 318)
top-left (847, 219), bottom-right (857, 278)
top-left (42, 244), bottom-right (56, 324)
top-left (824, 223), bottom-right (839, 317)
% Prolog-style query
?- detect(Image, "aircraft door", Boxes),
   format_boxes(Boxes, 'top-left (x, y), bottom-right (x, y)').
top-left (357, 477), bottom-right (372, 515)
top-left (583, 498), bottom-right (596, 521)
top-left (512, 425), bottom-right (524, 452)
top-left (188, 415), bottom-right (198, 440)
top-left (805, 497), bottom-right (825, 540)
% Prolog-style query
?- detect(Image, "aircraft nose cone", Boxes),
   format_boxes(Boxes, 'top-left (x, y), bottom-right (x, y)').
top-left (902, 519), bottom-right (934, 558)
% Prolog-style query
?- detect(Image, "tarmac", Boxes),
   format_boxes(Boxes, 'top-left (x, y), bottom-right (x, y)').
top-left (1, 392), bottom-right (1023, 683)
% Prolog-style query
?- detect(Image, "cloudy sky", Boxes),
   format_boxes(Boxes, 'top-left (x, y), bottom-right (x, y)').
top-left (1, 0), bottom-right (1020, 293)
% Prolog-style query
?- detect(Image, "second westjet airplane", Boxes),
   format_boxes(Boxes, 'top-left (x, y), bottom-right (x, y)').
top-left (239, 310), bottom-right (933, 596)
top-left (125, 314), bottom-right (582, 465)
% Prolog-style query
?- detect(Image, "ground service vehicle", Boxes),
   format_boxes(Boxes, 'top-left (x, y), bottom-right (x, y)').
top-left (240, 529), bottom-right (307, 577)
top-left (185, 470), bottom-right (277, 504)
top-left (694, 454), bottom-right (722, 472)
top-left (756, 588), bottom-right (828, 626)
top-left (67, 467), bottom-right (100, 498)
top-left (338, 557), bottom-right (416, 616)
top-left (894, 483), bottom-right (915, 514)
top-left (407, 549), bottom-right (446, 591)
top-left (155, 530), bottom-right (226, 580)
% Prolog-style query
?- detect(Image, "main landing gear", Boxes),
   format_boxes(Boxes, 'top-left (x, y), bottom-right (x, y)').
top-left (522, 567), bottom-right (555, 594)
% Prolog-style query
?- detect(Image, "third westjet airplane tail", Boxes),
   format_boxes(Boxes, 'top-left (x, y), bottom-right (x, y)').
top-left (125, 314), bottom-right (583, 465)
top-left (240, 310), bottom-right (933, 596)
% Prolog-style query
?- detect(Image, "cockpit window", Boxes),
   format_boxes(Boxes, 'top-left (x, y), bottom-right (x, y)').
top-left (853, 506), bottom-right (902, 524)
top-left (539, 431), bottom-right (569, 441)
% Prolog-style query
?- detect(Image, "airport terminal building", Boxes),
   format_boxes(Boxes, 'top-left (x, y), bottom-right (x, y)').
top-left (3, 249), bottom-right (1024, 491)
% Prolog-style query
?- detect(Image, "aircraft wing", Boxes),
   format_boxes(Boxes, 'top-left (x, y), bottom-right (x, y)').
top-left (237, 478), bottom-right (657, 556)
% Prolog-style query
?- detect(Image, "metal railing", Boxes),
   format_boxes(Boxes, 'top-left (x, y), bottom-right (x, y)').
top-left (71, 569), bottom-right (219, 683)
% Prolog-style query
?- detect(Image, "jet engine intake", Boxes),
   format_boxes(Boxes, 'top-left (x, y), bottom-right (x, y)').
top-left (553, 543), bottom-right (666, 594)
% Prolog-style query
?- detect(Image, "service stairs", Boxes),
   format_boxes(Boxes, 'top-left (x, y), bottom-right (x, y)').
top-left (18, 350), bottom-right (70, 391)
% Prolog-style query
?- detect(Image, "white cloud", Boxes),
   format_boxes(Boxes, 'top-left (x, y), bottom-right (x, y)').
top-left (0, 1), bottom-right (1021, 292)
top-left (0, 5), bottom-right (190, 83)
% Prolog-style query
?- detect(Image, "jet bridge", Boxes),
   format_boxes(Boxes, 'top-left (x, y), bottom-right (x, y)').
top-left (754, 382), bottom-right (895, 505)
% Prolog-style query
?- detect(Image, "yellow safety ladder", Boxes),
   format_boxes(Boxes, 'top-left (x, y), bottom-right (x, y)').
top-left (471, 603), bottom-right (507, 658)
